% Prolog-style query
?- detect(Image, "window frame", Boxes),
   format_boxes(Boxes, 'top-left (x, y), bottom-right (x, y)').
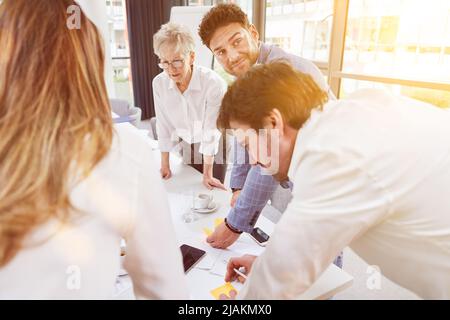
top-left (260, 0), bottom-right (450, 99)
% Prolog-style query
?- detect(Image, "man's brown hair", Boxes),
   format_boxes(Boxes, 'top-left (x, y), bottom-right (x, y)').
top-left (198, 3), bottom-right (251, 48)
top-left (217, 61), bottom-right (329, 130)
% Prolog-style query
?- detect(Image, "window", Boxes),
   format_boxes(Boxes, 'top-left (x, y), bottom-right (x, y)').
top-left (341, 78), bottom-right (450, 108)
top-left (338, 0), bottom-right (450, 107)
top-left (188, 0), bottom-right (252, 21)
top-left (187, 0), bottom-right (449, 107)
top-left (105, 0), bottom-right (134, 105)
top-left (265, 0), bottom-right (334, 68)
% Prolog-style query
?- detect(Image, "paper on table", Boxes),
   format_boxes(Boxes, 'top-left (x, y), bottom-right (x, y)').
top-left (208, 235), bottom-right (266, 277)
top-left (209, 250), bottom-right (242, 277)
top-left (227, 237), bottom-right (265, 256)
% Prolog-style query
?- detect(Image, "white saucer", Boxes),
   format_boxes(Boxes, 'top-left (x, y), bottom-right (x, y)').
top-left (191, 202), bottom-right (219, 214)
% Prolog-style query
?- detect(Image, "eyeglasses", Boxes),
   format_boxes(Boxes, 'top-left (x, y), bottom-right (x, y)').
top-left (158, 59), bottom-right (184, 70)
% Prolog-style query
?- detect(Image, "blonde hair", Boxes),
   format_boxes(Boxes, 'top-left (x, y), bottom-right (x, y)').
top-left (0, 0), bottom-right (113, 266)
top-left (153, 22), bottom-right (195, 58)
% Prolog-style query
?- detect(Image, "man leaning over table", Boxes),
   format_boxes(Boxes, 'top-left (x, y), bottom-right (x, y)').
top-left (198, 4), bottom-right (342, 268)
top-left (218, 62), bottom-right (450, 299)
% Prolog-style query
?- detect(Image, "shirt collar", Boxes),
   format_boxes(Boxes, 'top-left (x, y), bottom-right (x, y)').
top-left (256, 42), bottom-right (271, 65)
top-left (287, 131), bottom-right (303, 180)
top-left (168, 65), bottom-right (201, 92)
top-left (287, 103), bottom-right (330, 179)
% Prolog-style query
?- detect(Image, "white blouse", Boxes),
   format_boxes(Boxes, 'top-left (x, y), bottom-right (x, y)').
top-left (152, 65), bottom-right (227, 156)
top-left (239, 89), bottom-right (450, 299)
top-left (0, 124), bottom-right (188, 299)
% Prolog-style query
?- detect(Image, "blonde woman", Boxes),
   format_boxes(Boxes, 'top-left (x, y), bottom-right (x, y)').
top-left (0, 0), bottom-right (187, 299)
top-left (152, 22), bottom-right (228, 190)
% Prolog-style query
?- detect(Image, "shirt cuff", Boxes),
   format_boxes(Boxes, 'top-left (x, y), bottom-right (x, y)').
top-left (199, 141), bottom-right (219, 156)
top-left (158, 138), bottom-right (177, 153)
top-left (226, 207), bottom-right (257, 234)
top-left (199, 129), bottom-right (221, 156)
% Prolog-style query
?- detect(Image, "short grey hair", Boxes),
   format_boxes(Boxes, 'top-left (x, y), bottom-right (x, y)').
top-left (153, 22), bottom-right (195, 58)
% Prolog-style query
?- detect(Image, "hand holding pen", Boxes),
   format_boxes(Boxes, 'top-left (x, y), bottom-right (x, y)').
top-left (225, 254), bottom-right (257, 283)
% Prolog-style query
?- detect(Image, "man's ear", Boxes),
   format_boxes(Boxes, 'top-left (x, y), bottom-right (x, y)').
top-left (248, 24), bottom-right (260, 42)
top-left (190, 51), bottom-right (196, 65)
top-left (269, 109), bottom-right (284, 133)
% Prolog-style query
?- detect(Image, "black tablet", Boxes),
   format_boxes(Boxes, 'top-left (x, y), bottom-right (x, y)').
top-left (180, 244), bottom-right (206, 273)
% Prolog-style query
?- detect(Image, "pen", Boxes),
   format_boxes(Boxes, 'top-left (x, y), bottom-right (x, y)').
top-left (233, 268), bottom-right (248, 280)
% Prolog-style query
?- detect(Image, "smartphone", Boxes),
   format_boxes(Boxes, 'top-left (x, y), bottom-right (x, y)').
top-left (180, 244), bottom-right (206, 273)
top-left (250, 227), bottom-right (270, 247)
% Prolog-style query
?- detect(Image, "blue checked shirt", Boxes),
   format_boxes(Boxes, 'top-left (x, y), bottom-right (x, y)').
top-left (227, 42), bottom-right (335, 233)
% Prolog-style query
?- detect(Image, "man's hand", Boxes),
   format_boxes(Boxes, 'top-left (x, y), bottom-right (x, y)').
top-left (160, 166), bottom-right (172, 180)
top-left (230, 190), bottom-right (241, 207)
top-left (207, 222), bottom-right (240, 249)
top-left (203, 175), bottom-right (227, 190)
top-left (225, 255), bottom-right (257, 283)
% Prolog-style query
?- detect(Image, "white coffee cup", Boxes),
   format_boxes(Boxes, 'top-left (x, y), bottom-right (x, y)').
top-left (193, 193), bottom-right (213, 210)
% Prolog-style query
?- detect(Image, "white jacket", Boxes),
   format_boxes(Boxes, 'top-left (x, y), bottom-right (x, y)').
top-left (239, 89), bottom-right (450, 299)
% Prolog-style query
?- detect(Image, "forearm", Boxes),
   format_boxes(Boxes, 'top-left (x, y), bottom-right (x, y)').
top-left (203, 155), bottom-right (214, 177)
top-left (161, 152), bottom-right (170, 168)
top-left (230, 140), bottom-right (251, 189)
top-left (230, 164), bottom-right (251, 189)
top-left (227, 166), bottom-right (279, 233)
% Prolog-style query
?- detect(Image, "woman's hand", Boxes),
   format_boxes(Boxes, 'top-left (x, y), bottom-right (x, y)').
top-left (160, 152), bottom-right (171, 179)
top-left (160, 166), bottom-right (172, 179)
top-left (203, 175), bottom-right (226, 190)
top-left (202, 156), bottom-right (226, 190)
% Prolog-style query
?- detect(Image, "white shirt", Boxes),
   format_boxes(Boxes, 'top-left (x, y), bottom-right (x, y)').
top-left (152, 65), bottom-right (227, 156)
top-left (0, 124), bottom-right (188, 299)
top-left (239, 89), bottom-right (450, 299)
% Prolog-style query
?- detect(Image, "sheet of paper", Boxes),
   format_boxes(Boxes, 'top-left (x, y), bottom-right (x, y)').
top-left (210, 283), bottom-right (237, 300)
top-left (227, 237), bottom-right (266, 256)
top-left (209, 250), bottom-right (241, 277)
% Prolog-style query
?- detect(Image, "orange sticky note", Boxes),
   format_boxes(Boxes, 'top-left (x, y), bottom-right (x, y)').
top-left (214, 218), bottom-right (224, 228)
top-left (210, 283), bottom-right (237, 300)
top-left (203, 227), bottom-right (213, 237)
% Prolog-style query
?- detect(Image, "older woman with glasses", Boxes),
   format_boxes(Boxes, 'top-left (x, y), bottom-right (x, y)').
top-left (152, 22), bottom-right (228, 190)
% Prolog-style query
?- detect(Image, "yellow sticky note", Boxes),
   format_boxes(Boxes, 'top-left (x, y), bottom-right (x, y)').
top-left (214, 218), bottom-right (224, 228)
top-left (203, 227), bottom-right (213, 237)
top-left (210, 283), bottom-right (237, 300)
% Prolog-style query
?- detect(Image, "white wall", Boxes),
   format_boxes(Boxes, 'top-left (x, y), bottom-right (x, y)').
top-left (77, 0), bottom-right (115, 97)
top-left (170, 6), bottom-right (214, 69)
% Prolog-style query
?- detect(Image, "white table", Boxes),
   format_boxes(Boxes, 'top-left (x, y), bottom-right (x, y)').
top-left (115, 126), bottom-right (353, 299)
